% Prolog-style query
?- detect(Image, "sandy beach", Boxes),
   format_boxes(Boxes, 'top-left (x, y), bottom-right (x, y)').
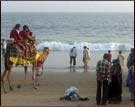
top-left (1, 3), bottom-right (134, 106)
top-left (1, 61), bottom-right (134, 106)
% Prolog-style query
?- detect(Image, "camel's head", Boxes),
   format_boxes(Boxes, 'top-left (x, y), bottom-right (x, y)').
top-left (43, 47), bottom-right (50, 55)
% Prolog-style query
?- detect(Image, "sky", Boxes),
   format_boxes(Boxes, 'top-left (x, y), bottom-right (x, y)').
top-left (1, 1), bottom-right (134, 13)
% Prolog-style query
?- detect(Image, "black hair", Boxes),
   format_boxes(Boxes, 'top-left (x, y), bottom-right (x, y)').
top-left (131, 48), bottom-right (134, 53)
top-left (84, 46), bottom-right (87, 49)
top-left (103, 53), bottom-right (108, 59)
top-left (23, 25), bottom-right (29, 30)
top-left (119, 50), bottom-right (122, 54)
top-left (44, 47), bottom-right (49, 49)
top-left (29, 32), bottom-right (33, 36)
top-left (108, 50), bottom-right (111, 53)
top-left (14, 24), bottom-right (21, 29)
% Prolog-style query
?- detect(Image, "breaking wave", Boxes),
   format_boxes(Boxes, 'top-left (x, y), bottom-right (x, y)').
top-left (37, 41), bottom-right (133, 51)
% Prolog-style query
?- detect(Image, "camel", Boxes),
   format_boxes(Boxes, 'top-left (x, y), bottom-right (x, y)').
top-left (1, 46), bottom-right (50, 93)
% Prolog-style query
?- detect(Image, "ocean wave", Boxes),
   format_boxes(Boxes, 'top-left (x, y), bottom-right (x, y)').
top-left (36, 41), bottom-right (133, 51)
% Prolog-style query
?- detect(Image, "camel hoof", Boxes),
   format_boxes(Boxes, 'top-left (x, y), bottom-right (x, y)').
top-left (34, 86), bottom-right (38, 90)
top-left (10, 87), bottom-right (13, 91)
top-left (36, 83), bottom-right (40, 86)
top-left (17, 85), bottom-right (21, 88)
top-left (4, 90), bottom-right (8, 93)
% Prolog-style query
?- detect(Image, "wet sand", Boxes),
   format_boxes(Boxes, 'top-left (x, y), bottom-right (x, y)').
top-left (1, 66), bottom-right (134, 106)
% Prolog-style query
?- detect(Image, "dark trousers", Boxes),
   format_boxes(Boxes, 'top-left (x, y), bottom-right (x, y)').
top-left (96, 80), bottom-right (108, 105)
top-left (70, 56), bottom-right (76, 65)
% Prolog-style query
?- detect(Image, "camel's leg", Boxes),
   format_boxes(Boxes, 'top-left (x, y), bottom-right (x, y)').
top-left (42, 65), bottom-right (44, 72)
top-left (17, 66), bottom-right (28, 88)
top-left (7, 66), bottom-right (13, 91)
top-left (2, 69), bottom-right (8, 93)
top-left (24, 66), bottom-right (28, 80)
top-left (32, 64), bottom-right (37, 89)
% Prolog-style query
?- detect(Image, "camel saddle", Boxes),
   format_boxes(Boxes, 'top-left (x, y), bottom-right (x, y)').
top-left (6, 40), bottom-right (36, 59)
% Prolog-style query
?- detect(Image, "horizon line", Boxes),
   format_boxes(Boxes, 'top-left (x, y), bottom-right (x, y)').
top-left (1, 11), bottom-right (133, 13)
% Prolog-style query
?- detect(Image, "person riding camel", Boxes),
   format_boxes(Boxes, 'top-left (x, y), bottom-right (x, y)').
top-left (10, 24), bottom-right (26, 51)
top-left (19, 25), bottom-right (35, 58)
top-left (28, 31), bottom-right (37, 52)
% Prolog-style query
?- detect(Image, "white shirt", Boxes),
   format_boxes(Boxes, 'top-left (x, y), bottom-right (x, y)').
top-left (69, 48), bottom-right (77, 57)
top-left (65, 86), bottom-right (79, 96)
top-left (2, 41), bottom-right (7, 49)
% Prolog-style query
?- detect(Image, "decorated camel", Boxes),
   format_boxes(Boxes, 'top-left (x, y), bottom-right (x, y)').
top-left (1, 42), bottom-right (50, 93)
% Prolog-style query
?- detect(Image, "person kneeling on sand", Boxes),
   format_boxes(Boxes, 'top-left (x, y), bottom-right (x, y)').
top-left (60, 86), bottom-right (89, 101)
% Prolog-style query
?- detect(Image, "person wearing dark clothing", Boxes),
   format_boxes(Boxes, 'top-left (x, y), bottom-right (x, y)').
top-left (69, 47), bottom-right (77, 72)
top-left (69, 47), bottom-right (77, 66)
top-left (127, 48), bottom-right (134, 69)
top-left (96, 53), bottom-right (110, 105)
top-left (107, 50), bottom-right (112, 62)
top-left (126, 48), bottom-right (134, 87)
top-left (108, 59), bottom-right (122, 103)
top-left (127, 66), bottom-right (134, 101)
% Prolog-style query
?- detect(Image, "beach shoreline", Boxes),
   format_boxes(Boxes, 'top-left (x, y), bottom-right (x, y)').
top-left (1, 63), bottom-right (133, 106)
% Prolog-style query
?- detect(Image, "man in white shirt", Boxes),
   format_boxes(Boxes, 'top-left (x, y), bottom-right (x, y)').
top-left (69, 47), bottom-right (77, 71)
top-left (2, 39), bottom-right (7, 55)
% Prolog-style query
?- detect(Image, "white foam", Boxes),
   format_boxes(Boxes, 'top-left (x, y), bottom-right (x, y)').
top-left (37, 41), bottom-right (133, 51)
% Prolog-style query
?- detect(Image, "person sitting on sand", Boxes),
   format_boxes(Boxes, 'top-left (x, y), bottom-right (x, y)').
top-left (127, 66), bottom-right (134, 101)
top-left (10, 24), bottom-right (26, 51)
top-left (83, 46), bottom-right (90, 72)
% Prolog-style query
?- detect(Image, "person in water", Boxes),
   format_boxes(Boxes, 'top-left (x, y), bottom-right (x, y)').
top-left (83, 46), bottom-right (90, 72)
top-left (69, 47), bottom-right (77, 72)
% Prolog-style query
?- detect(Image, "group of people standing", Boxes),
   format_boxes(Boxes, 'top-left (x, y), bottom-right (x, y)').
top-left (96, 48), bottom-right (134, 106)
top-left (69, 46), bottom-right (90, 72)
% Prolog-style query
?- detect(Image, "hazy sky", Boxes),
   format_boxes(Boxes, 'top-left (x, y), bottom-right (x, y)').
top-left (1, 1), bottom-right (134, 12)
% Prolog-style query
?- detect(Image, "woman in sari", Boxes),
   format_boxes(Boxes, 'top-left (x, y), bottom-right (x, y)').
top-left (108, 59), bottom-right (122, 103)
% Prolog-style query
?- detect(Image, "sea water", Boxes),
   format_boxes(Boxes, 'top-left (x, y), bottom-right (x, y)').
top-left (1, 12), bottom-right (134, 71)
